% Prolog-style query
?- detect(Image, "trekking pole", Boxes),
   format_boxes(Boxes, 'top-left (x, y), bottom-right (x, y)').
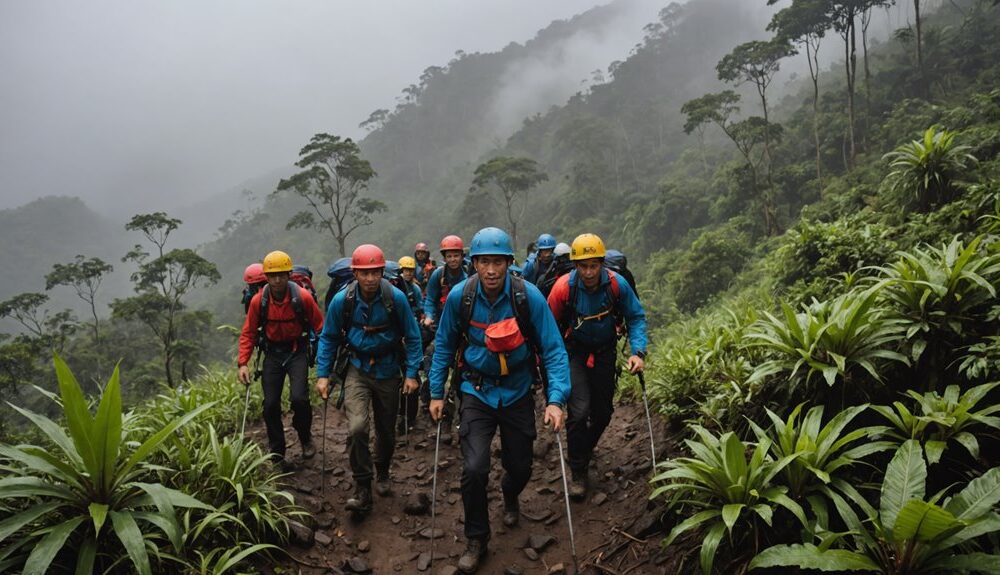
top-left (430, 418), bottom-right (443, 568)
top-left (554, 429), bottom-right (579, 573)
top-left (321, 397), bottom-right (329, 497)
top-left (239, 383), bottom-right (251, 438)
top-left (637, 371), bottom-right (657, 470)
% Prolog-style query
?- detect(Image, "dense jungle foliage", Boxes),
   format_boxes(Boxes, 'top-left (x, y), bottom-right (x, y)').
top-left (3, 0), bottom-right (1000, 571)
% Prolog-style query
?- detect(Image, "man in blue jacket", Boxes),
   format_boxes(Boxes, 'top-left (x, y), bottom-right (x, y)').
top-left (547, 233), bottom-right (647, 501)
top-left (429, 227), bottom-right (570, 574)
top-left (422, 234), bottom-right (468, 326)
top-left (522, 232), bottom-right (557, 285)
top-left (315, 244), bottom-right (423, 518)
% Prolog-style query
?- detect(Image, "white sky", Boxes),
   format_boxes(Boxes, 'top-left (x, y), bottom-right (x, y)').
top-left (0, 0), bottom-right (633, 216)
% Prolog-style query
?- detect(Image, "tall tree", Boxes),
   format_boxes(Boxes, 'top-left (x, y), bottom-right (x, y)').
top-left (682, 92), bottom-right (780, 235)
top-left (828, 0), bottom-right (865, 167)
top-left (113, 213), bottom-right (220, 387)
top-left (0, 293), bottom-right (77, 354)
top-left (716, 40), bottom-right (793, 235)
top-left (768, 0), bottom-right (830, 181)
top-left (45, 255), bottom-right (113, 346)
top-left (470, 157), bottom-right (549, 251)
top-left (276, 134), bottom-right (384, 257)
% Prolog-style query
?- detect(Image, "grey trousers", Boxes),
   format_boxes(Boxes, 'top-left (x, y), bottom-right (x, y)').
top-left (343, 365), bottom-right (401, 482)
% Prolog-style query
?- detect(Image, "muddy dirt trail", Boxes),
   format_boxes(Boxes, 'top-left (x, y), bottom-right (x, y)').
top-left (251, 395), bottom-right (677, 575)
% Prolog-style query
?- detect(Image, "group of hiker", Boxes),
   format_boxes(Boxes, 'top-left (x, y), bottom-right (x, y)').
top-left (237, 227), bottom-right (647, 574)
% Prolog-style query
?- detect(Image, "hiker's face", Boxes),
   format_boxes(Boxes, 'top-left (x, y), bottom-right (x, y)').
top-left (265, 272), bottom-right (289, 294)
top-left (401, 268), bottom-right (415, 282)
top-left (354, 268), bottom-right (383, 298)
top-left (537, 248), bottom-right (554, 264)
top-left (575, 259), bottom-right (602, 289)
top-left (443, 251), bottom-right (463, 270)
top-left (474, 255), bottom-right (510, 294)
top-left (415, 250), bottom-right (429, 262)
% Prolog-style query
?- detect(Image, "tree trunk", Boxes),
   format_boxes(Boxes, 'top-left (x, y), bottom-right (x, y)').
top-left (808, 38), bottom-right (822, 182)
top-left (862, 9), bottom-right (873, 152)
top-left (844, 16), bottom-right (858, 168)
top-left (914, 0), bottom-right (924, 75)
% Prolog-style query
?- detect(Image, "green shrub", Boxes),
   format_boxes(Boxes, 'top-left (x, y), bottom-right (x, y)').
top-left (651, 425), bottom-right (806, 575)
top-left (664, 223), bottom-right (753, 314)
top-left (882, 126), bottom-right (978, 213)
top-left (751, 440), bottom-right (1000, 573)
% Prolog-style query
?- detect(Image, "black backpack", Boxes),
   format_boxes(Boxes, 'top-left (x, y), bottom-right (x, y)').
top-left (604, 250), bottom-right (638, 298)
top-left (537, 254), bottom-right (573, 298)
top-left (256, 282), bottom-right (317, 365)
top-left (390, 276), bottom-right (422, 318)
top-left (242, 283), bottom-right (264, 314)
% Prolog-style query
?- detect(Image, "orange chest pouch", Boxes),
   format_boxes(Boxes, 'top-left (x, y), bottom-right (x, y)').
top-left (483, 317), bottom-right (526, 376)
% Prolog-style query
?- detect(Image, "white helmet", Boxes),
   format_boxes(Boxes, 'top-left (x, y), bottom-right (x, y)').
top-left (554, 242), bottom-right (571, 257)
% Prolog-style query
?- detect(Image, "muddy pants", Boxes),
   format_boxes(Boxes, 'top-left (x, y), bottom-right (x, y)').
top-left (261, 350), bottom-right (312, 457)
top-left (344, 365), bottom-right (401, 483)
top-left (460, 392), bottom-right (537, 542)
top-left (566, 347), bottom-right (617, 474)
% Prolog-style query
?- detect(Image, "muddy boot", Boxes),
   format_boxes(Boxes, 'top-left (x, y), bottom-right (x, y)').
top-left (457, 537), bottom-right (487, 573)
top-left (301, 440), bottom-right (316, 460)
top-left (345, 481), bottom-right (373, 516)
top-left (502, 491), bottom-right (519, 528)
top-left (375, 469), bottom-right (392, 497)
top-left (569, 469), bottom-right (588, 502)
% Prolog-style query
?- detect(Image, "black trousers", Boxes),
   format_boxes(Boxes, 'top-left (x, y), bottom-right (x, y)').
top-left (459, 392), bottom-right (537, 542)
top-left (261, 350), bottom-right (312, 456)
top-left (566, 347), bottom-right (617, 474)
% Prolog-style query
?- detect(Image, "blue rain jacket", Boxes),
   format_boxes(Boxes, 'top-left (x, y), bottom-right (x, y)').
top-left (429, 275), bottom-right (570, 408)
top-left (316, 283), bottom-right (423, 380)
top-left (422, 266), bottom-right (468, 321)
top-left (547, 268), bottom-right (647, 355)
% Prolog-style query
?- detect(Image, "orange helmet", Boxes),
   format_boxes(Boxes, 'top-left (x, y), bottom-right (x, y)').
top-left (351, 244), bottom-right (386, 269)
top-left (440, 235), bottom-right (464, 254)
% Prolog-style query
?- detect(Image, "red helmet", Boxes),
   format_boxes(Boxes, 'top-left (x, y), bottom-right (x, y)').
top-left (415, 242), bottom-right (430, 253)
top-left (351, 244), bottom-right (386, 270)
top-left (243, 262), bottom-right (265, 284)
top-left (440, 235), bottom-right (464, 254)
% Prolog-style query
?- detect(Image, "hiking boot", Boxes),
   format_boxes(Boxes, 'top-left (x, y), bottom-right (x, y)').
top-left (301, 440), bottom-right (316, 459)
top-left (375, 470), bottom-right (392, 497)
top-left (271, 453), bottom-right (293, 473)
top-left (457, 538), bottom-right (487, 573)
top-left (502, 492), bottom-right (520, 528)
top-left (345, 482), bottom-right (373, 516)
top-left (569, 470), bottom-right (588, 501)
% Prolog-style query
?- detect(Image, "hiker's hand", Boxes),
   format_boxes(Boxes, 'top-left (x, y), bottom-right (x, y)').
top-left (627, 355), bottom-right (645, 374)
top-left (238, 365), bottom-right (251, 386)
top-left (316, 377), bottom-right (330, 400)
top-left (403, 378), bottom-right (419, 394)
top-left (429, 399), bottom-right (444, 421)
top-left (544, 404), bottom-right (565, 432)
top-left (422, 316), bottom-right (435, 328)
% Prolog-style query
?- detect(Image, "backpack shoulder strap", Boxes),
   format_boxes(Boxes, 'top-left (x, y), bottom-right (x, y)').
top-left (379, 278), bottom-right (399, 331)
top-left (287, 281), bottom-right (308, 334)
top-left (509, 275), bottom-right (539, 352)
top-left (459, 275), bottom-right (480, 336)
top-left (341, 280), bottom-right (358, 337)
top-left (256, 285), bottom-right (271, 347)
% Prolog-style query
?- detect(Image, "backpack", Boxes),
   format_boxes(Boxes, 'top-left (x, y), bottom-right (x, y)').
top-left (384, 260), bottom-right (401, 282)
top-left (242, 282), bottom-right (264, 314)
top-left (436, 266), bottom-right (467, 307)
top-left (291, 265), bottom-right (318, 301)
top-left (339, 278), bottom-right (406, 368)
top-left (390, 275), bottom-right (421, 318)
top-left (536, 254), bottom-right (573, 298)
top-left (256, 281), bottom-right (317, 365)
top-left (325, 257), bottom-right (355, 310)
top-left (603, 250), bottom-right (638, 298)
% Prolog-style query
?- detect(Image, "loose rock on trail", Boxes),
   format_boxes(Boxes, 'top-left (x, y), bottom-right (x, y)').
top-left (249, 395), bottom-right (679, 574)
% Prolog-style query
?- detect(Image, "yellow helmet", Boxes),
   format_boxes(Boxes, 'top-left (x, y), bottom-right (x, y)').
top-left (262, 250), bottom-right (293, 273)
top-left (398, 256), bottom-right (416, 270)
top-left (570, 233), bottom-right (606, 261)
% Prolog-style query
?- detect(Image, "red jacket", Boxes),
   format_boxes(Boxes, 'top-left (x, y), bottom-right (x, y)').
top-left (238, 285), bottom-right (324, 366)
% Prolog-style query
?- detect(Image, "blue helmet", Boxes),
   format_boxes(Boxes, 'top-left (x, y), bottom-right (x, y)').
top-left (536, 233), bottom-right (557, 250)
top-left (469, 227), bottom-right (514, 258)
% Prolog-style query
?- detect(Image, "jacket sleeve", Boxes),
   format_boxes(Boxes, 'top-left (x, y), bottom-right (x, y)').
top-left (396, 289), bottom-right (424, 379)
top-left (523, 260), bottom-right (536, 284)
top-left (546, 274), bottom-right (571, 326)
top-left (618, 279), bottom-right (648, 355)
top-left (238, 293), bottom-right (261, 366)
top-left (528, 284), bottom-right (570, 406)
top-left (315, 294), bottom-right (345, 378)
top-left (423, 268), bottom-right (440, 320)
top-left (428, 287), bottom-right (462, 400)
